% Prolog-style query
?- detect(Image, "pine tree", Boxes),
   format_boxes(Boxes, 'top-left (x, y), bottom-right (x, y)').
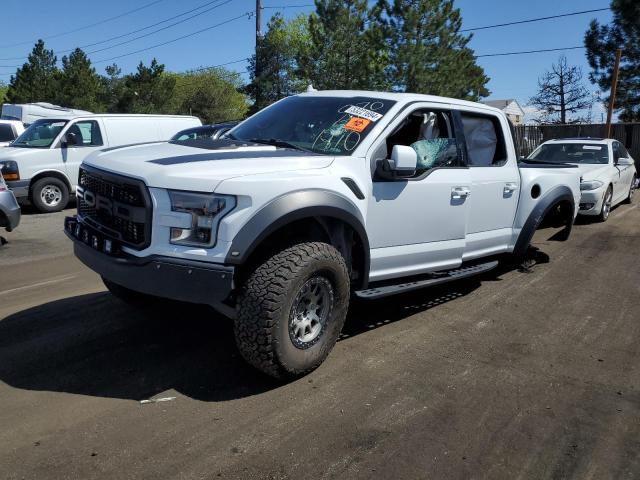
top-left (299, 0), bottom-right (389, 90)
top-left (6, 40), bottom-right (59, 104)
top-left (529, 55), bottom-right (592, 124)
top-left (384, 0), bottom-right (489, 100)
top-left (585, 0), bottom-right (640, 121)
top-left (57, 48), bottom-right (103, 111)
top-left (116, 59), bottom-right (176, 114)
top-left (247, 13), bottom-right (310, 111)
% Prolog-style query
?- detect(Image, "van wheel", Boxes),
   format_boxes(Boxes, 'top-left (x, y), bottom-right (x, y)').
top-left (235, 242), bottom-right (350, 379)
top-left (598, 186), bottom-right (613, 222)
top-left (103, 277), bottom-right (158, 306)
top-left (31, 177), bottom-right (69, 213)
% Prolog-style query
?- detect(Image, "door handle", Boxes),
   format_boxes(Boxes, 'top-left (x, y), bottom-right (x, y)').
top-left (451, 186), bottom-right (471, 199)
top-left (504, 182), bottom-right (518, 194)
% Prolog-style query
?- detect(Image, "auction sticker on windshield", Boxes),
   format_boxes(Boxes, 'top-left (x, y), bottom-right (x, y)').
top-left (345, 105), bottom-right (383, 122)
top-left (344, 117), bottom-right (371, 133)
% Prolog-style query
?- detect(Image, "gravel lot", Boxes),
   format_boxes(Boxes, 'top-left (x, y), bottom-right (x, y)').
top-left (1, 200), bottom-right (639, 479)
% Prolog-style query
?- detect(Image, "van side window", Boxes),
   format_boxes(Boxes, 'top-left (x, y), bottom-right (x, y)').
top-left (460, 113), bottom-right (507, 166)
top-left (0, 124), bottom-right (15, 142)
top-left (380, 109), bottom-right (462, 178)
top-left (68, 121), bottom-right (103, 147)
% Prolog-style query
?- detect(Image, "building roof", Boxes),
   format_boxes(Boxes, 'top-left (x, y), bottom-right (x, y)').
top-left (480, 99), bottom-right (525, 117)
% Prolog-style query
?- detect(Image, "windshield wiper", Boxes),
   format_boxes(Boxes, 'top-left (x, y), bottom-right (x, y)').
top-left (248, 138), bottom-right (311, 153)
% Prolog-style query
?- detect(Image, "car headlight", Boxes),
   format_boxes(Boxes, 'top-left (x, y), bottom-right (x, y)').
top-left (168, 191), bottom-right (236, 247)
top-left (0, 160), bottom-right (20, 181)
top-left (580, 180), bottom-right (604, 191)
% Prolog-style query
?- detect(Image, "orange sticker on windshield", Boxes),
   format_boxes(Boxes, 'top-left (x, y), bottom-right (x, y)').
top-left (344, 117), bottom-right (371, 133)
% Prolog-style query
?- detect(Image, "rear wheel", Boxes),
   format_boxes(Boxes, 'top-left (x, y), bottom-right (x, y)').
top-left (31, 177), bottom-right (69, 213)
top-left (598, 186), bottom-right (613, 222)
top-left (623, 175), bottom-right (636, 204)
top-left (234, 242), bottom-right (350, 379)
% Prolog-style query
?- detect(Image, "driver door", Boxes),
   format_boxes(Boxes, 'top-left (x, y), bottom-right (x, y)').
top-left (366, 105), bottom-right (471, 282)
top-left (59, 120), bottom-right (105, 189)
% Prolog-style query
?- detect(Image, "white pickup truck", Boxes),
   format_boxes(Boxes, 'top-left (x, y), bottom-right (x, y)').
top-left (65, 91), bottom-right (581, 378)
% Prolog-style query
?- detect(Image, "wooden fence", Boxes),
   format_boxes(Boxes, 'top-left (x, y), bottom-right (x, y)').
top-left (513, 123), bottom-right (640, 161)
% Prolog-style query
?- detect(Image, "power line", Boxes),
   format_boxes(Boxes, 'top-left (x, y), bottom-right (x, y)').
top-left (0, 0), bottom-right (233, 61)
top-left (85, 0), bottom-right (234, 56)
top-left (92, 12), bottom-right (253, 64)
top-left (0, 0), bottom-right (166, 49)
top-left (461, 7), bottom-right (609, 32)
top-left (261, 4), bottom-right (314, 8)
top-left (476, 46), bottom-right (585, 58)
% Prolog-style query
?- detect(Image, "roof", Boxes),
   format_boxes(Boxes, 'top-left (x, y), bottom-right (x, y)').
top-left (547, 137), bottom-right (610, 143)
top-left (297, 90), bottom-right (505, 114)
top-left (480, 99), bottom-right (525, 116)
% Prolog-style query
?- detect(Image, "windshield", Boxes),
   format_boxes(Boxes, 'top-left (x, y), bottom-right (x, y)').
top-left (528, 143), bottom-right (609, 164)
top-left (12, 119), bottom-right (68, 148)
top-left (228, 96), bottom-right (396, 155)
top-left (171, 126), bottom-right (217, 142)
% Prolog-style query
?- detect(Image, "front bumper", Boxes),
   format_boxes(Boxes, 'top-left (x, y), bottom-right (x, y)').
top-left (6, 180), bottom-right (29, 200)
top-left (65, 216), bottom-right (236, 317)
top-left (578, 186), bottom-right (606, 215)
top-left (0, 190), bottom-right (21, 231)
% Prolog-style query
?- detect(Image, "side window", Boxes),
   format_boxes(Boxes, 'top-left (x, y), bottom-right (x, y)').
top-left (67, 121), bottom-right (103, 147)
top-left (378, 109), bottom-right (462, 178)
top-left (460, 113), bottom-right (507, 166)
top-left (0, 124), bottom-right (15, 142)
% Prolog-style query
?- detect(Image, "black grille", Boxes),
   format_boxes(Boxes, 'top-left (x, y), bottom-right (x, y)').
top-left (77, 166), bottom-right (151, 249)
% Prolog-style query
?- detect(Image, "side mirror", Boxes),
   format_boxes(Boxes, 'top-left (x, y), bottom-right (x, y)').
top-left (617, 157), bottom-right (634, 166)
top-left (63, 132), bottom-right (78, 147)
top-left (376, 145), bottom-right (417, 180)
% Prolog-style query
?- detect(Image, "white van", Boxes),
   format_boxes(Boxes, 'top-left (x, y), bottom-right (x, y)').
top-left (1, 102), bottom-right (92, 125)
top-left (0, 114), bottom-right (201, 212)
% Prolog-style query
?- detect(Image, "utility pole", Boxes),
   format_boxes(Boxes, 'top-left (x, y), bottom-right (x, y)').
top-left (256, 0), bottom-right (261, 49)
top-left (605, 48), bottom-right (622, 138)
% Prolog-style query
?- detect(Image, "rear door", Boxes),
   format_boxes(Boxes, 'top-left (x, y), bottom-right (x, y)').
top-left (457, 109), bottom-right (520, 260)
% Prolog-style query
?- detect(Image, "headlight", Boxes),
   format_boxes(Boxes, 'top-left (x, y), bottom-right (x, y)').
top-left (168, 191), bottom-right (236, 247)
top-left (0, 160), bottom-right (19, 181)
top-left (580, 180), bottom-right (603, 191)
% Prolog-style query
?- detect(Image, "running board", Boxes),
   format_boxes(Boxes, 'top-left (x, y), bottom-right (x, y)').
top-left (355, 260), bottom-right (499, 300)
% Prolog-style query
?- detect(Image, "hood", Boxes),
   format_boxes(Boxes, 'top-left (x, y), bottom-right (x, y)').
top-left (83, 140), bottom-right (334, 192)
top-left (573, 163), bottom-right (610, 181)
top-left (0, 146), bottom-right (50, 158)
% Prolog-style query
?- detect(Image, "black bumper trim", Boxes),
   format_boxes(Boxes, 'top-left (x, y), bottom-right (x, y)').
top-left (69, 232), bottom-right (235, 316)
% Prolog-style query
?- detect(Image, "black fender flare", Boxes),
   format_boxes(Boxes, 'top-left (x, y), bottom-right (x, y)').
top-left (513, 185), bottom-right (575, 258)
top-left (226, 189), bottom-right (370, 286)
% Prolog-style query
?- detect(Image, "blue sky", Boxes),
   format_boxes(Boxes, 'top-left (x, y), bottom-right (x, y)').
top-left (0, 0), bottom-right (613, 119)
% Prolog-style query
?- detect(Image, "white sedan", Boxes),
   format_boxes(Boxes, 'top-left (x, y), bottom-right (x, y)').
top-left (527, 138), bottom-right (636, 221)
top-left (0, 120), bottom-right (25, 147)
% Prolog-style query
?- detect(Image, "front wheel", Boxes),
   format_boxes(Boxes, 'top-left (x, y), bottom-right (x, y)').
top-left (31, 177), bottom-right (69, 213)
top-left (623, 175), bottom-right (636, 204)
top-left (234, 242), bottom-right (350, 379)
top-left (598, 186), bottom-right (613, 222)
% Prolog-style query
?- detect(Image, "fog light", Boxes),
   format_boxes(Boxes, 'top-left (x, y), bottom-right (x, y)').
top-left (579, 203), bottom-right (595, 210)
top-left (104, 239), bottom-right (112, 254)
top-left (92, 236), bottom-right (99, 249)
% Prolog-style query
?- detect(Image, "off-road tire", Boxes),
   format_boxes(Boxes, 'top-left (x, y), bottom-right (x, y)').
top-left (31, 177), bottom-right (69, 213)
top-left (597, 186), bottom-right (613, 222)
top-left (102, 277), bottom-right (159, 307)
top-left (623, 175), bottom-right (636, 204)
top-left (235, 242), bottom-right (350, 379)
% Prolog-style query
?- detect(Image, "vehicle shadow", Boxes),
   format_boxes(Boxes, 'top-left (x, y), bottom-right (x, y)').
top-left (0, 251), bottom-right (548, 402)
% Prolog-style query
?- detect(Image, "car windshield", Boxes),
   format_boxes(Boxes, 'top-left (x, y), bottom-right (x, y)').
top-left (171, 126), bottom-right (217, 142)
top-left (528, 143), bottom-right (609, 164)
top-left (228, 95), bottom-right (396, 155)
top-left (12, 119), bottom-right (68, 148)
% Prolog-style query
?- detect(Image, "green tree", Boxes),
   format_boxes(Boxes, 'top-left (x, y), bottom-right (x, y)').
top-left (115, 59), bottom-right (176, 113)
top-left (100, 64), bottom-right (126, 113)
top-left (299, 0), bottom-right (389, 90)
top-left (384, 0), bottom-right (489, 100)
top-left (585, 0), bottom-right (640, 121)
top-left (169, 68), bottom-right (248, 123)
top-left (247, 13), bottom-right (311, 111)
top-left (57, 48), bottom-right (103, 111)
top-left (6, 39), bottom-right (59, 103)
top-left (0, 81), bottom-right (8, 103)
